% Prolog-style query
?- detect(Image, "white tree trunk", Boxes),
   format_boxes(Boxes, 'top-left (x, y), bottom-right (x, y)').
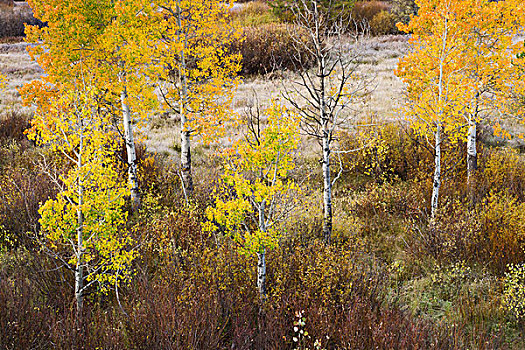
top-left (467, 119), bottom-right (477, 182)
top-left (180, 113), bottom-right (193, 194)
top-left (257, 250), bottom-right (266, 303)
top-left (75, 192), bottom-right (84, 314)
top-left (75, 123), bottom-right (84, 315)
top-left (257, 200), bottom-right (267, 302)
top-left (121, 85), bottom-right (140, 210)
top-left (431, 124), bottom-right (442, 220)
top-left (322, 132), bottom-right (332, 243)
top-left (177, 0), bottom-right (193, 195)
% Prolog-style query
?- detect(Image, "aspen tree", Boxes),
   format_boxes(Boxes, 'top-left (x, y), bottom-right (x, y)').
top-left (457, 0), bottom-right (521, 191)
top-left (23, 80), bottom-right (135, 315)
top-left (396, 0), bottom-right (471, 220)
top-left (153, 0), bottom-right (242, 195)
top-left (97, 0), bottom-right (158, 211)
top-left (22, 0), bottom-right (145, 313)
top-left (26, 0), bottom-right (157, 210)
top-left (500, 1), bottom-right (525, 132)
top-left (204, 104), bottom-right (300, 302)
top-left (284, 0), bottom-right (370, 243)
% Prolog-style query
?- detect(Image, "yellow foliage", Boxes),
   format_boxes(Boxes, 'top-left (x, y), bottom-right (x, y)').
top-left (153, 0), bottom-right (242, 143)
top-left (25, 81), bottom-right (137, 295)
top-left (503, 263), bottom-right (525, 320)
top-left (205, 103), bottom-right (300, 256)
top-left (397, 0), bottom-right (522, 144)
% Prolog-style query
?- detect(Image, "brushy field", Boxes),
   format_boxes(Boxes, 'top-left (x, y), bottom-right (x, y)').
top-left (2, 1), bottom-right (525, 349)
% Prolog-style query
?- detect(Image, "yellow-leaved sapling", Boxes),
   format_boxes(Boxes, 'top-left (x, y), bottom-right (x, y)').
top-left (204, 103), bottom-right (300, 302)
top-left (25, 83), bottom-right (136, 315)
top-left (26, 0), bottom-right (159, 212)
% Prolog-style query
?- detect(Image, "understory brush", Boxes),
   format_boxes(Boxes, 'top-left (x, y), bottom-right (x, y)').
top-left (1, 117), bottom-right (525, 348)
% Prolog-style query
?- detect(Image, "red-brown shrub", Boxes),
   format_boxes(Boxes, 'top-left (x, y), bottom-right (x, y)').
top-left (232, 23), bottom-right (315, 75)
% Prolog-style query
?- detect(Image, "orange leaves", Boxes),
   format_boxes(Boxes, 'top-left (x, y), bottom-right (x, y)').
top-left (396, 0), bottom-right (522, 141)
top-left (154, 0), bottom-right (242, 139)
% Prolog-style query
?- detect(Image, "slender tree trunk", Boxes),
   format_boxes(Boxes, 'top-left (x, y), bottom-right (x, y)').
top-left (177, 0), bottom-right (193, 195)
top-left (467, 119), bottom-right (477, 197)
top-left (257, 250), bottom-right (266, 303)
top-left (431, 16), bottom-right (446, 222)
top-left (180, 112), bottom-right (193, 194)
top-left (75, 191), bottom-right (84, 315)
top-left (467, 93), bottom-right (479, 203)
top-left (322, 131), bottom-right (332, 243)
top-left (467, 120), bottom-right (477, 176)
top-left (75, 123), bottom-right (84, 316)
top-left (121, 84), bottom-right (140, 211)
top-left (431, 124), bottom-right (442, 220)
top-left (257, 200), bottom-right (267, 302)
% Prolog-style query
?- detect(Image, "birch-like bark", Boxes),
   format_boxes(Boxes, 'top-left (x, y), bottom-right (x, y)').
top-left (317, 14), bottom-right (332, 243)
top-left (430, 16), bottom-right (446, 221)
top-left (466, 91), bottom-right (479, 196)
top-left (257, 200), bottom-right (267, 302)
top-left (257, 250), bottom-right (266, 303)
top-left (75, 187), bottom-right (84, 314)
top-left (322, 131), bottom-right (332, 243)
top-left (120, 84), bottom-right (140, 210)
top-left (75, 119), bottom-right (84, 315)
top-left (467, 120), bottom-right (477, 182)
top-left (431, 124), bottom-right (442, 220)
top-left (180, 114), bottom-right (193, 194)
top-left (177, 0), bottom-right (193, 194)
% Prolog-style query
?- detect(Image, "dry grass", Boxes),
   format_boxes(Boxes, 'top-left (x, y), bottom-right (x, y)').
top-left (0, 34), bottom-right (442, 164)
top-left (139, 33), bottom-right (409, 159)
top-left (0, 42), bottom-right (43, 113)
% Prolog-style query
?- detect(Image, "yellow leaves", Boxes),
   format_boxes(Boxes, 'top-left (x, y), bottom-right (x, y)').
top-left (206, 104), bottom-right (300, 257)
top-left (154, 0), bottom-right (242, 140)
top-left (0, 74), bottom-right (6, 90)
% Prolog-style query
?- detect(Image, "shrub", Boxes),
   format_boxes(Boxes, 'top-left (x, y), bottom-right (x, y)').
top-left (405, 189), bottom-right (525, 274)
top-left (477, 192), bottom-right (525, 272)
top-left (232, 23), bottom-right (315, 75)
top-left (370, 10), bottom-right (397, 36)
top-left (339, 122), bottom-right (432, 184)
top-left (351, 1), bottom-right (389, 26)
top-left (0, 110), bottom-right (32, 145)
top-left (503, 263), bottom-right (525, 321)
top-left (230, 1), bottom-right (279, 27)
top-left (478, 148), bottom-right (525, 202)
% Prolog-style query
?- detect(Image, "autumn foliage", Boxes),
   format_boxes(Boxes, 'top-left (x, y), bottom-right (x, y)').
top-left (1, 0), bottom-right (525, 348)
